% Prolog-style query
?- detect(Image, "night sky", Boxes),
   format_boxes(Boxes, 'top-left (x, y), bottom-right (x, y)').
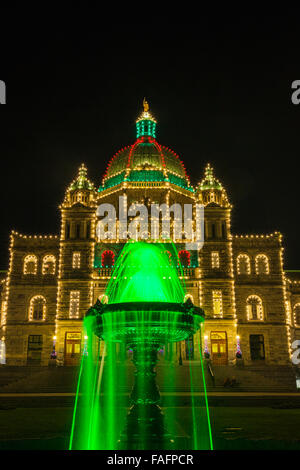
top-left (0, 13), bottom-right (300, 269)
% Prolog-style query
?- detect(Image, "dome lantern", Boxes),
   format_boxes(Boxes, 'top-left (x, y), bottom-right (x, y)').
top-left (136, 98), bottom-right (157, 139)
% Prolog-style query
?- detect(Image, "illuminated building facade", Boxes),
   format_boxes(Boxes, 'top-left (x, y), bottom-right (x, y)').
top-left (0, 102), bottom-right (299, 369)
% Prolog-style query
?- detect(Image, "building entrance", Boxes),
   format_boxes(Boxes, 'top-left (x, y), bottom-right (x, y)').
top-left (65, 332), bottom-right (82, 366)
top-left (211, 331), bottom-right (228, 365)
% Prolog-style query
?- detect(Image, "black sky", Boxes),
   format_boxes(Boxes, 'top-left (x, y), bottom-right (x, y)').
top-left (0, 13), bottom-right (300, 269)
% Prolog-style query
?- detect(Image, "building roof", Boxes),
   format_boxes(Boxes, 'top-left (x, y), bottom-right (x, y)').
top-left (68, 164), bottom-right (96, 192)
top-left (197, 163), bottom-right (223, 191)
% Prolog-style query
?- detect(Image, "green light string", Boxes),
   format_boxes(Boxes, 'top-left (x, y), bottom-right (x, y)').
top-left (198, 327), bottom-right (213, 450)
top-left (87, 346), bottom-right (101, 449)
top-left (69, 351), bottom-right (85, 450)
top-left (188, 354), bottom-right (198, 449)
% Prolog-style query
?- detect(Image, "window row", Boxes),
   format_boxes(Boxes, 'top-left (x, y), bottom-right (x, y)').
top-left (24, 255), bottom-right (56, 275)
top-left (28, 291), bottom-right (81, 321)
top-left (211, 291), bottom-right (264, 320)
top-left (236, 253), bottom-right (270, 275)
top-left (97, 249), bottom-right (193, 269)
top-left (205, 221), bottom-right (227, 239)
top-left (27, 291), bottom-right (269, 323)
top-left (24, 252), bottom-right (83, 275)
top-left (28, 292), bottom-right (265, 321)
top-left (65, 221), bottom-right (91, 239)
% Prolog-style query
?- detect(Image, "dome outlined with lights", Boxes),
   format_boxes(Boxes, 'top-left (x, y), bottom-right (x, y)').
top-left (98, 101), bottom-right (193, 193)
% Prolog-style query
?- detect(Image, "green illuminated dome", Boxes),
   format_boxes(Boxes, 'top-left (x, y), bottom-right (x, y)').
top-left (99, 100), bottom-right (193, 192)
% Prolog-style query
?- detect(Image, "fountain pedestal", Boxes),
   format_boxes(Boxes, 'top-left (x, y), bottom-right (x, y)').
top-left (119, 344), bottom-right (173, 450)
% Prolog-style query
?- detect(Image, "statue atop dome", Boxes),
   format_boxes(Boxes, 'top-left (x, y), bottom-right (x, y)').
top-left (136, 99), bottom-right (157, 138)
top-left (143, 97), bottom-right (149, 113)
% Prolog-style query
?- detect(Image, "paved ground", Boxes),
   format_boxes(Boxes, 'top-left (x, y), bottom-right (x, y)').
top-left (0, 364), bottom-right (299, 450)
top-left (0, 404), bottom-right (300, 450)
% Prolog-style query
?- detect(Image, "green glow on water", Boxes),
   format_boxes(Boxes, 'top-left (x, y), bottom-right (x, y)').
top-left (69, 241), bottom-right (213, 450)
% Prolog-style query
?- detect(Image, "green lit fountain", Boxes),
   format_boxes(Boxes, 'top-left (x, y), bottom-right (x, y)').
top-left (83, 241), bottom-right (205, 449)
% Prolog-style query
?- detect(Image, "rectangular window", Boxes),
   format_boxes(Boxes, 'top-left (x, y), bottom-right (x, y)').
top-left (27, 335), bottom-right (43, 365)
top-left (72, 252), bottom-right (81, 269)
top-left (212, 290), bottom-right (223, 317)
top-left (250, 334), bottom-right (265, 360)
top-left (28, 335), bottom-right (43, 349)
top-left (69, 291), bottom-right (80, 318)
top-left (211, 251), bottom-right (220, 269)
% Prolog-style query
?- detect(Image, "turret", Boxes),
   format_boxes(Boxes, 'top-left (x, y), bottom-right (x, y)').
top-left (56, 164), bottom-right (97, 365)
top-left (196, 164), bottom-right (236, 322)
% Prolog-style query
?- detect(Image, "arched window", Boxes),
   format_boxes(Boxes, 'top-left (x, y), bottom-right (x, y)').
top-left (237, 254), bottom-right (251, 275)
top-left (293, 303), bottom-right (300, 326)
top-left (101, 250), bottom-right (115, 268)
top-left (184, 293), bottom-right (194, 304)
top-left (178, 250), bottom-right (191, 267)
top-left (255, 254), bottom-right (270, 275)
top-left (246, 295), bottom-right (264, 321)
top-left (42, 255), bottom-right (56, 275)
top-left (24, 255), bottom-right (38, 275)
top-left (29, 295), bottom-right (46, 321)
top-left (98, 294), bottom-right (108, 304)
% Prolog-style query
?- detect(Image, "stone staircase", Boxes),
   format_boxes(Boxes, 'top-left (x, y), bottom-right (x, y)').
top-left (0, 363), bottom-right (297, 394)
top-left (0, 366), bottom-right (46, 390)
top-left (203, 364), bottom-right (297, 392)
top-left (0, 367), bottom-right (79, 393)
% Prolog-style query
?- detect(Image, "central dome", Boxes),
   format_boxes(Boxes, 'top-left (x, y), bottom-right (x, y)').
top-left (99, 101), bottom-right (193, 193)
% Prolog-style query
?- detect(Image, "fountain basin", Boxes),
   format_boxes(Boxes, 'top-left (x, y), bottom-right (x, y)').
top-left (87, 300), bottom-right (205, 345)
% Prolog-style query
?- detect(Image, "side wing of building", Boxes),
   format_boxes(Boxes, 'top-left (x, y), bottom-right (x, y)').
top-left (1, 233), bottom-right (59, 365)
